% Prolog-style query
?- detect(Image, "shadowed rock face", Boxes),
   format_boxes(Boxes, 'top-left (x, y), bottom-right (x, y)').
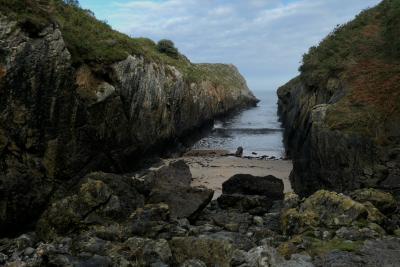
top-left (277, 1), bottom-right (400, 198)
top-left (0, 16), bottom-right (257, 234)
top-left (278, 75), bottom-right (400, 198)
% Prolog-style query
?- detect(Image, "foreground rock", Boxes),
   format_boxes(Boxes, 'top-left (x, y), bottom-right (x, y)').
top-left (217, 174), bottom-right (284, 214)
top-left (36, 161), bottom-right (213, 241)
top-left (145, 161), bottom-right (214, 221)
top-left (278, 189), bottom-right (400, 264)
top-left (1, 178), bottom-right (399, 266)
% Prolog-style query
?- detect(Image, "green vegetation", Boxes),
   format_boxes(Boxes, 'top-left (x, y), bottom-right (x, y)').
top-left (308, 238), bottom-right (362, 257)
top-left (157, 39), bottom-right (179, 59)
top-left (0, 0), bottom-right (240, 89)
top-left (299, 0), bottom-right (400, 142)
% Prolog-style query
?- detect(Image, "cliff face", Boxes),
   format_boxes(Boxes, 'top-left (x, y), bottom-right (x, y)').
top-left (0, 15), bottom-right (257, 233)
top-left (278, 0), bottom-right (400, 198)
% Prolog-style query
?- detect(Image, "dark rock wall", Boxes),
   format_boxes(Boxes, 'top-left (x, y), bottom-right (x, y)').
top-left (277, 77), bottom-right (399, 198)
top-left (0, 17), bottom-right (257, 234)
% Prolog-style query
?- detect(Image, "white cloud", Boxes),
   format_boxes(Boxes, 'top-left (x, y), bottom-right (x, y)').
top-left (108, 0), bottom-right (381, 91)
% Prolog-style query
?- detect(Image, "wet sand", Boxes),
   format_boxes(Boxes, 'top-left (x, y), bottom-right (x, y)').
top-left (168, 150), bottom-right (293, 199)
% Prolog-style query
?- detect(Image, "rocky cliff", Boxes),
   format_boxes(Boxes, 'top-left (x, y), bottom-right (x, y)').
top-left (0, 2), bottom-right (257, 234)
top-left (278, 0), bottom-right (400, 198)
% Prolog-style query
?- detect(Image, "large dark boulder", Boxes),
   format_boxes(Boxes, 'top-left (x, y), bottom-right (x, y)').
top-left (144, 160), bottom-right (214, 221)
top-left (148, 186), bottom-right (214, 222)
top-left (36, 172), bottom-right (145, 240)
top-left (217, 194), bottom-right (274, 215)
top-left (222, 174), bottom-right (284, 200)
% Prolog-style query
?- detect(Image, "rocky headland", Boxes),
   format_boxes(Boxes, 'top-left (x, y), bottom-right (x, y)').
top-left (1, 0), bottom-right (400, 266)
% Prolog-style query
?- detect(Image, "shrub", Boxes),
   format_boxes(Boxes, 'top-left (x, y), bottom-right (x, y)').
top-left (382, 0), bottom-right (400, 59)
top-left (64, 0), bottom-right (79, 6)
top-left (156, 39), bottom-right (179, 59)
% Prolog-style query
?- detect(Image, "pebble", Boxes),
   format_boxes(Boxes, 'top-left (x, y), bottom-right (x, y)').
top-left (253, 216), bottom-right (264, 227)
top-left (0, 253), bottom-right (8, 264)
top-left (24, 247), bottom-right (35, 256)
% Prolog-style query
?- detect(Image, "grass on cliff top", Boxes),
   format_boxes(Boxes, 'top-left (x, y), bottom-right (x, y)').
top-left (0, 0), bottom-right (240, 88)
top-left (298, 0), bottom-right (400, 142)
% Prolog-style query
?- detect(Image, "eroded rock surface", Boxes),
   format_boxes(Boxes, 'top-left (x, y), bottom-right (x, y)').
top-left (0, 14), bottom-right (257, 233)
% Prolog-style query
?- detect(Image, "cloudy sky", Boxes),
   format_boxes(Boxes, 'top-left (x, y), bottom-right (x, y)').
top-left (79, 0), bottom-right (381, 92)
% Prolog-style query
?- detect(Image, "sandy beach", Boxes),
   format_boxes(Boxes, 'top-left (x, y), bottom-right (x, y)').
top-left (167, 150), bottom-right (293, 199)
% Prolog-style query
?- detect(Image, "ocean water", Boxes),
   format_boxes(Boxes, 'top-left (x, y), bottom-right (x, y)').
top-left (192, 90), bottom-right (285, 158)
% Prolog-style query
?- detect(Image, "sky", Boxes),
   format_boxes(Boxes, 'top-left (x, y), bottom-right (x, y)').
top-left (79, 0), bottom-right (381, 92)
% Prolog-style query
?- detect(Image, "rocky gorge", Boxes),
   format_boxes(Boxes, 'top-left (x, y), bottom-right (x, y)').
top-left (0, 4), bottom-right (257, 234)
top-left (1, 0), bottom-right (400, 266)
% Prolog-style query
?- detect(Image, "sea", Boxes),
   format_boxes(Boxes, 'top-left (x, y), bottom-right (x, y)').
top-left (192, 90), bottom-right (285, 158)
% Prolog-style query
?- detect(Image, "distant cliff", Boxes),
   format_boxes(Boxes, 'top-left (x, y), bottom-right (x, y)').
top-left (0, 1), bottom-right (257, 234)
top-left (278, 0), bottom-right (400, 198)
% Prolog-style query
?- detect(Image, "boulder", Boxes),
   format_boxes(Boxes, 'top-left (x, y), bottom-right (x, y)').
top-left (207, 210), bottom-right (252, 233)
top-left (314, 237), bottom-right (400, 267)
top-left (144, 161), bottom-right (214, 221)
top-left (233, 245), bottom-right (314, 267)
top-left (169, 237), bottom-right (235, 267)
top-left (203, 231), bottom-right (256, 251)
top-left (148, 186), bottom-right (214, 221)
top-left (128, 203), bottom-right (171, 238)
top-left (217, 194), bottom-right (274, 215)
top-left (350, 188), bottom-right (397, 214)
top-left (235, 147), bottom-right (244, 157)
top-left (124, 237), bottom-right (172, 265)
top-left (37, 179), bottom-right (113, 240)
top-left (281, 190), bottom-right (373, 235)
top-left (36, 173), bottom-right (145, 240)
top-left (283, 192), bottom-right (301, 210)
top-left (222, 174), bottom-right (284, 200)
top-left (180, 259), bottom-right (207, 267)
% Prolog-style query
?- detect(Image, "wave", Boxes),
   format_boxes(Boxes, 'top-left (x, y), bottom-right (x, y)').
top-left (212, 127), bottom-right (283, 135)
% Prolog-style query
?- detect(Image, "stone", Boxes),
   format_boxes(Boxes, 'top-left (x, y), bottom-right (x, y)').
top-left (335, 226), bottom-right (381, 241)
top-left (180, 259), bottom-right (207, 267)
top-left (36, 179), bottom-right (113, 240)
top-left (23, 247), bottom-right (35, 256)
top-left (217, 194), bottom-right (274, 214)
top-left (170, 237), bottom-right (235, 267)
top-left (148, 186), bottom-right (214, 221)
top-left (82, 172), bottom-right (145, 217)
top-left (283, 192), bottom-right (300, 209)
top-left (350, 188), bottom-right (397, 214)
top-left (124, 237), bottom-right (172, 265)
top-left (207, 210), bottom-right (252, 233)
top-left (222, 174), bottom-right (284, 199)
top-left (235, 147), bottom-right (244, 157)
top-left (253, 216), bottom-right (264, 227)
top-left (315, 237), bottom-right (400, 267)
top-left (0, 253), bottom-right (8, 264)
top-left (281, 190), bottom-right (378, 235)
top-left (237, 245), bottom-right (314, 267)
top-left (202, 231), bottom-right (256, 251)
top-left (380, 174), bottom-right (400, 190)
top-left (263, 212), bottom-right (281, 232)
top-left (230, 249), bottom-right (247, 266)
top-left (146, 161), bottom-right (214, 221)
top-left (128, 203), bottom-right (171, 238)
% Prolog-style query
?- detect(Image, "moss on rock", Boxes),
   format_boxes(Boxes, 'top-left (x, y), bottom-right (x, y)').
top-left (169, 237), bottom-right (234, 267)
top-left (350, 188), bottom-right (397, 214)
top-left (37, 179), bottom-right (112, 240)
